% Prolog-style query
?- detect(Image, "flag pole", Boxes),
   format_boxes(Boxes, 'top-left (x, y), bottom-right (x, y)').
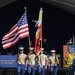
top-left (28, 36), bottom-right (31, 48)
top-left (24, 7), bottom-right (31, 48)
top-left (41, 38), bottom-right (42, 49)
top-left (40, 7), bottom-right (43, 50)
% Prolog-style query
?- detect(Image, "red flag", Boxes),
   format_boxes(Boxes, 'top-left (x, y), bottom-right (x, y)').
top-left (34, 29), bottom-right (40, 53)
top-left (2, 8), bottom-right (29, 49)
top-left (39, 23), bottom-right (42, 41)
top-left (34, 8), bottom-right (43, 53)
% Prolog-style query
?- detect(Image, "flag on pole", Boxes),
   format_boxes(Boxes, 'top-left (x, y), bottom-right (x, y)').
top-left (2, 7), bottom-right (29, 49)
top-left (34, 29), bottom-right (41, 53)
top-left (34, 7), bottom-right (43, 53)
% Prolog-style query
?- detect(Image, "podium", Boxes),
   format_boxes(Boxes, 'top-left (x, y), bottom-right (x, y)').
top-left (63, 45), bottom-right (75, 66)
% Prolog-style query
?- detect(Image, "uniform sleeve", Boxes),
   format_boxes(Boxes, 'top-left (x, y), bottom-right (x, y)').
top-left (29, 55), bottom-right (30, 58)
top-left (45, 55), bottom-right (48, 61)
top-left (34, 54), bottom-right (36, 58)
top-left (56, 56), bottom-right (59, 64)
top-left (48, 57), bottom-right (51, 64)
top-left (16, 55), bottom-right (19, 63)
top-left (24, 54), bottom-right (27, 60)
top-left (46, 57), bottom-right (50, 68)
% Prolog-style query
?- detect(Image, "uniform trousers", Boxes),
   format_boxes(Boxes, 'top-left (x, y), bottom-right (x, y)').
top-left (17, 64), bottom-right (26, 75)
top-left (50, 66), bottom-right (58, 75)
top-left (27, 64), bottom-right (36, 75)
top-left (38, 65), bottom-right (45, 75)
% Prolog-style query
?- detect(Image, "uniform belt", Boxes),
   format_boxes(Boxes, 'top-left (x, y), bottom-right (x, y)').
top-left (39, 64), bottom-right (45, 68)
top-left (19, 63), bottom-right (25, 64)
top-left (50, 64), bottom-right (57, 66)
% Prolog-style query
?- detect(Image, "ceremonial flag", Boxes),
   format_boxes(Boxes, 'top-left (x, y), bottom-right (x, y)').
top-left (34, 8), bottom-right (43, 53)
top-left (2, 7), bottom-right (29, 49)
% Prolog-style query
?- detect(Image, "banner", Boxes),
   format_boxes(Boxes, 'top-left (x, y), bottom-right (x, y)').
top-left (68, 45), bottom-right (75, 53)
top-left (0, 54), bottom-right (50, 68)
top-left (0, 55), bottom-right (17, 68)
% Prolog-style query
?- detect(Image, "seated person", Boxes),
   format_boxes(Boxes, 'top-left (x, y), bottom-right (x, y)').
top-left (66, 38), bottom-right (73, 45)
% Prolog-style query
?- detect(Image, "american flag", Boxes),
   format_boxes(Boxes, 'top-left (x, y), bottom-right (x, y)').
top-left (2, 8), bottom-right (29, 49)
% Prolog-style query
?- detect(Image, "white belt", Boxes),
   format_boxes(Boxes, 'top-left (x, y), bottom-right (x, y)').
top-left (39, 64), bottom-right (45, 68)
top-left (50, 64), bottom-right (57, 66)
top-left (19, 63), bottom-right (25, 64)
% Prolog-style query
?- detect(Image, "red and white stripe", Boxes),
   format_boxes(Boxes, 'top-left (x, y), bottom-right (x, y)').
top-left (2, 24), bottom-right (29, 49)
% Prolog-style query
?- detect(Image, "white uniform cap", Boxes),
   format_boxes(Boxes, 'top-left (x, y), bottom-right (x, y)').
top-left (29, 47), bottom-right (34, 50)
top-left (50, 50), bottom-right (56, 52)
top-left (40, 48), bottom-right (44, 50)
top-left (19, 47), bottom-right (24, 50)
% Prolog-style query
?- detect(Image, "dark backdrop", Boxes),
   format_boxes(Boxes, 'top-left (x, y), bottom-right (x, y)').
top-left (0, 0), bottom-right (75, 66)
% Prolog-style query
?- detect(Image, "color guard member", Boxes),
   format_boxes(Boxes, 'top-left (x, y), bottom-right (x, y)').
top-left (49, 50), bottom-right (59, 75)
top-left (38, 48), bottom-right (48, 75)
top-left (16, 45), bottom-right (27, 75)
top-left (27, 47), bottom-right (36, 75)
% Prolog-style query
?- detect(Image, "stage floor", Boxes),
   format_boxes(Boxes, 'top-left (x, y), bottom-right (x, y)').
top-left (0, 68), bottom-right (74, 75)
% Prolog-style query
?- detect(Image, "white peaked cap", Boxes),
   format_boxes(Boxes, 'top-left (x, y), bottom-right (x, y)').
top-left (19, 47), bottom-right (24, 50)
top-left (40, 48), bottom-right (44, 50)
top-left (50, 50), bottom-right (56, 52)
top-left (29, 47), bottom-right (34, 50)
